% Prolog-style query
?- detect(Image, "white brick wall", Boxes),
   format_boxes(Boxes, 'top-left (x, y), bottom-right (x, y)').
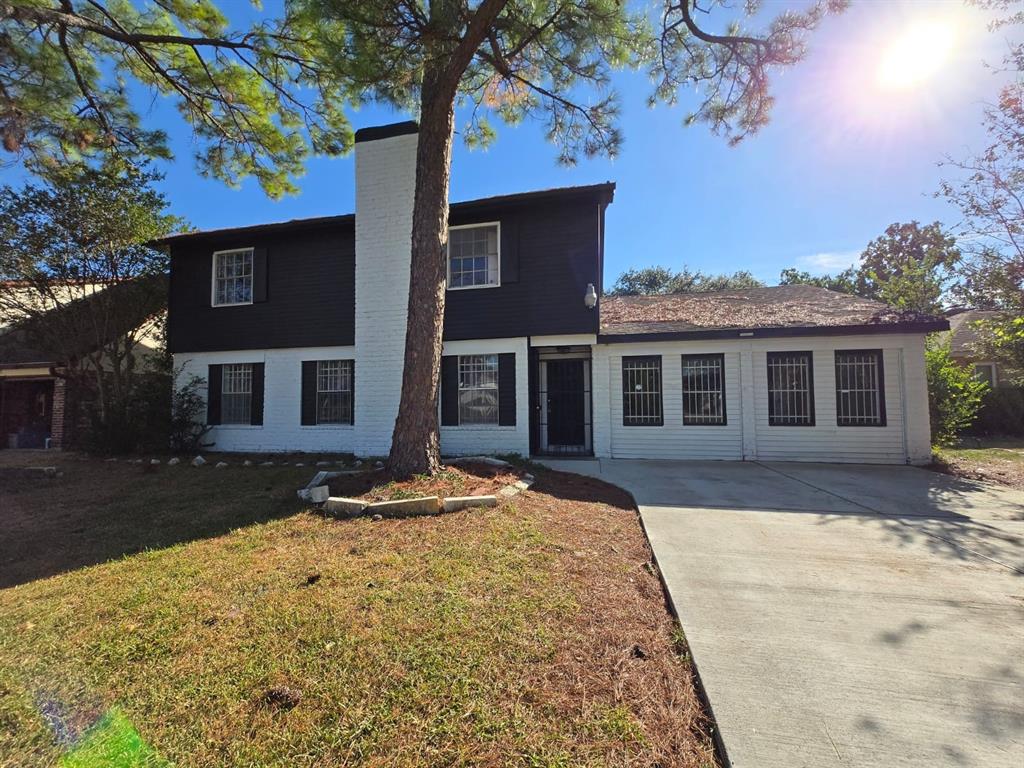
top-left (440, 337), bottom-right (530, 457)
top-left (174, 346), bottom-right (356, 453)
top-left (353, 131), bottom-right (418, 456)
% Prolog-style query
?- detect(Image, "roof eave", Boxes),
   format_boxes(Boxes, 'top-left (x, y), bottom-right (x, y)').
top-left (597, 319), bottom-right (950, 344)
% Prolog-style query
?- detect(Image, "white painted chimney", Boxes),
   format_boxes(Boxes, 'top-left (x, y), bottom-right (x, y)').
top-left (352, 121), bottom-right (419, 457)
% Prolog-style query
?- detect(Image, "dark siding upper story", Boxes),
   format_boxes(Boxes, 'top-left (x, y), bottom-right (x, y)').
top-left (167, 222), bottom-right (355, 353)
top-left (443, 195), bottom-right (604, 341)
top-left (165, 185), bottom-right (611, 353)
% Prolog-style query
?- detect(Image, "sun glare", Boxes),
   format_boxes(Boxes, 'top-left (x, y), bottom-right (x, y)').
top-left (876, 19), bottom-right (958, 91)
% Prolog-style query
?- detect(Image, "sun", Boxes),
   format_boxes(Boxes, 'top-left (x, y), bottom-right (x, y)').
top-left (876, 18), bottom-right (958, 91)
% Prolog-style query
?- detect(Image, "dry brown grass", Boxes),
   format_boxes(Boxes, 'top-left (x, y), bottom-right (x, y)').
top-left (0, 453), bottom-right (718, 767)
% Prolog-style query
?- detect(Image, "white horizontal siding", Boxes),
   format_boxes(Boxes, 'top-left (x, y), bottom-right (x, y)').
top-left (602, 340), bottom-right (744, 460)
top-left (752, 342), bottom-right (905, 463)
top-left (596, 333), bottom-right (932, 465)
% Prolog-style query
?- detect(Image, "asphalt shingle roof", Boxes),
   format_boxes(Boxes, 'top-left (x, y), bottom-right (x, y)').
top-left (599, 285), bottom-right (947, 337)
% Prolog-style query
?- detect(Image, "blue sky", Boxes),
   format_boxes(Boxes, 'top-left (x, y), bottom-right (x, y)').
top-left (0, 1), bottom-right (1011, 286)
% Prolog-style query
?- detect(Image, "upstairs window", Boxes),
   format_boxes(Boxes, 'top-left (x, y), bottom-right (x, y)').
top-left (317, 360), bottom-right (354, 425)
top-left (221, 363), bottom-right (253, 424)
top-left (213, 248), bottom-right (253, 306)
top-left (835, 350), bottom-right (886, 426)
top-left (681, 354), bottom-right (726, 425)
top-left (622, 356), bottom-right (663, 426)
top-left (448, 224), bottom-right (499, 289)
top-left (767, 352), bottom-right (815, 426)
top-left (458, 354), bottom-right (499, 424)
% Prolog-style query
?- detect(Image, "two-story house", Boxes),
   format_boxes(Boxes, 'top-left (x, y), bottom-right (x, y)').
top-left (162, 121), bottom-right (948, 464)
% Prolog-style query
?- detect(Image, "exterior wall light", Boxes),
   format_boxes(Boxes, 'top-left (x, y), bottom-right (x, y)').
top-left (584, 283), bottom-right (598, 309)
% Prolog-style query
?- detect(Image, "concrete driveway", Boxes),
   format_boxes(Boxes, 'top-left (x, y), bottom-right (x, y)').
top-left (540, 458), bottom-right (1024, 768)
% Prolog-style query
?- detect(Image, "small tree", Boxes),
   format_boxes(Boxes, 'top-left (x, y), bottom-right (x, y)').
top-left (609, 266), bottom-right (764, 295)
top-left (0, 160), bottom-right (181, 446)
top-left (925, 338), bottom-right (988, 447)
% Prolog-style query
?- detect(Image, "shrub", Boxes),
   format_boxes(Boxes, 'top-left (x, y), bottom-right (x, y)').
top-left (168, 374), bottom-right (212, 453)
top-left (969, 386), bottom-right (1024, 437)
top-left (926, 338), bottom-right (988, 446)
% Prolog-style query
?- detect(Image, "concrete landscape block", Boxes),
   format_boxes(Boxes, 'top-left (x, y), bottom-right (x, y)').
top-left (243, 460), bottom-right (253, 467)
top-left (324, 496), bottom-right (368, 517)
top-left (316, 461), bottom-right (331, 467)
top-left (215, 462), bottom-right (228, 469)
top-left (442, 495), bottom-right (498, 513)
top-left (497, 485), bottom-right (518, 498)
top-left (309, 485), bottom-right (330, 503)
top-left (167, 457), bottom-right (180, 466)
top-left (191, 456), bottom-right (206, 467)
top-left (450, 456), bottom-right (512, 468)
top-left (364, 496), bottom-right (440, 518)
top-left (260, 461), bottom-right (274, 466)
top-left (150, 459), bottom-right (161, 465)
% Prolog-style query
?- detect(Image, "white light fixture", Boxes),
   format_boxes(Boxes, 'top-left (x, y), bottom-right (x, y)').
top-left (584, 283), bottom-right (598, 309)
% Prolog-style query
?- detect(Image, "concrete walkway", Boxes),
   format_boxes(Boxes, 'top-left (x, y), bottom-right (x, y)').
top-left (540, 458), bottom-right (1024, 768)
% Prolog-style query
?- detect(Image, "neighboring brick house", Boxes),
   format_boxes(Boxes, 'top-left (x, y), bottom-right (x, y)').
top-left (161, 121), bottom-right (947, 465)
top-left (0, 279), bottom-right (164, 449)
top-left (943, 309), bottom-right (1014, 388)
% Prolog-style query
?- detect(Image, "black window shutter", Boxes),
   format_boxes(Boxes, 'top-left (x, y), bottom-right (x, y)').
top-left (252, 246), bottom-right (268, 302)
top-left (440, 356), bottom-right (460, 426)
top-left (207, 364), bottom-right (222, 425)
top-left (498, 353), bottom-right (516, 426)
top-left (250, 363), bottom-right (265, 425)
top-left (348, 361), bottom-right (355, 425)
top-left (500, 218), bottom-right (519, 284)
top-left (300, 360), bottom-right (317, 425)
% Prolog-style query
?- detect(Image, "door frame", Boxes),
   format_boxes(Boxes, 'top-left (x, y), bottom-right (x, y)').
top-left (529, 345), bottom-right (593, 456)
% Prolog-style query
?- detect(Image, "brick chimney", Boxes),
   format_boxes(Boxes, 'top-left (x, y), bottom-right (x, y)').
top-left (352, 121), bottom-right (419, 456)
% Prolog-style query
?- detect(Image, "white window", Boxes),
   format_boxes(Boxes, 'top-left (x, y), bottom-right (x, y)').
top-left (222, 364), bottom-right (253, 424)
top-left (458, 354), bottom-right (499, 424)
top-left (212, 248), bottom-right (254, 306)
top-left (448, 224), bottom-right (499, 289)
top-left (317, 360), bottom-right (353, 424)
top-left (622, 356), bottom-right (663, 426)
top-left (973, 363), bottom-right (997, 388)
top-left (835, 350), bottom-right (886, 426)
top-left (767, 352), bottom-right (814, 426)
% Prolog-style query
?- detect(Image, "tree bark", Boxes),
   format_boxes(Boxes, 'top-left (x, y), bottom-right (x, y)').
top-left (386, 60), bottom-right (459, 478)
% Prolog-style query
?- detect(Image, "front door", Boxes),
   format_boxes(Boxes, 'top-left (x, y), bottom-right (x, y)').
top-left (545, 359), bottom-right (586, 449)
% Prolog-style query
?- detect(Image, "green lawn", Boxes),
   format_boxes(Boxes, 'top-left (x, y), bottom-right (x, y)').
top-left (0, 454), bottom-right (716, 767)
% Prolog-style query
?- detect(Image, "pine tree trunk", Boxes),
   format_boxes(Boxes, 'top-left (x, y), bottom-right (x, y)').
top-left (386, 62), bottom-right (458, 479)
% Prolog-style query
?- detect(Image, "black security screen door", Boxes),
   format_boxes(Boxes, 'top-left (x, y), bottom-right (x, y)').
top-left (546, 359), bottom-right (586, 447)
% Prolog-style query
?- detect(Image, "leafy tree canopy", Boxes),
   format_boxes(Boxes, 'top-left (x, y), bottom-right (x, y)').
top-left (608, 265), bottom-right (764, 295)
top-left (0, 160), bottom-right (180, 432)
top-left (938, 0), bottom-right (1023, 382)
top-left (779, 221), bottom-right (960, 314)
top-left (1, 0), bottom-right (846, 193)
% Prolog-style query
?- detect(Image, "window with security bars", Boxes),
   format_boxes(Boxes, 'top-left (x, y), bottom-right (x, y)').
top-left (316, 360), bottom-right (353, 424)
top-left (681, 354), bottom-right (726, 425)
top-left (449, 225), bottom-right (499, 288)
top-left (459, 354), bottom-right (499, 424)
top-left (767, 352), bottom-right (815, 426)
top-left (835, 350), bottom-right (885, 426)
top-left (213, 248), bottom-right (253, 305)
top-left (222, 363), bottom-right (253, 424)
top-left (622, 356), bottom-right (663, 426)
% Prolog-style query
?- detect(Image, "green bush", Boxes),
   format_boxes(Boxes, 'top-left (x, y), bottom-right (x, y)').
top-left (926, 338), bottom-right (988, 446)
top-left (969, 385), bottom-right (1024, 437)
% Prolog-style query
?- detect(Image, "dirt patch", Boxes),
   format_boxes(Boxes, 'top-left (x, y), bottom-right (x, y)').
top-left (930, 452), bottom-right (1024, 492)
top-left (326, 461), bottom-right (524, 501)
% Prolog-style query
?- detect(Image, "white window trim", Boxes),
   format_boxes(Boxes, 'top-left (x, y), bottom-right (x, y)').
top-left (211, 247), bottom-right (255, 307)
top-left (446, 222), bottom-right (501, 291)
